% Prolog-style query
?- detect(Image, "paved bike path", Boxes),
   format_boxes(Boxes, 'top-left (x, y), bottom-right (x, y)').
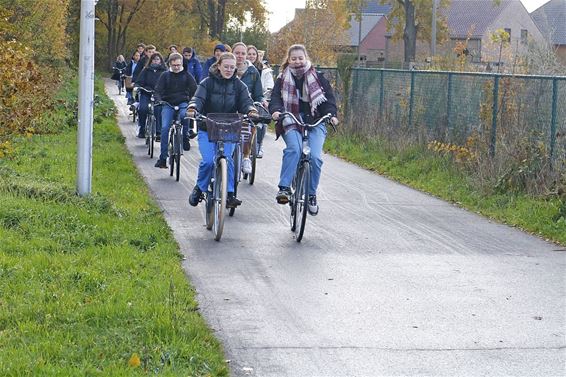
top-left (105, 80), bottom-right (565, 376)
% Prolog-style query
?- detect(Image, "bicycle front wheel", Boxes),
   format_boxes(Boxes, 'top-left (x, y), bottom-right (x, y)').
top-left (168, 131), bottom-right (175, 177)
top-left (213, 158), bottom-right (228, 241)
top-left (294, 161), bottom-right (310, 242)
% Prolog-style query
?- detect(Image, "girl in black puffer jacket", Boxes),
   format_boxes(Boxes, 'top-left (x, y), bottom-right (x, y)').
top-left (134, 52), bottom-right (167, 139)
top-left (187, 52), bottom-right (258, 209)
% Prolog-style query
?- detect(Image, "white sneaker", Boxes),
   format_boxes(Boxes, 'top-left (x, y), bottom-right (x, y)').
top-left (242, 158), bottom-right (252, 174)
top-left (257, 146), bottom-right (264, 158)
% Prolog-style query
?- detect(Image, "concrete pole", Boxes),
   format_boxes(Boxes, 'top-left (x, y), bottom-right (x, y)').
top-left (431, 0), bottom-right (437, 58)
top-left (77, 0), bottom-right (96, 196)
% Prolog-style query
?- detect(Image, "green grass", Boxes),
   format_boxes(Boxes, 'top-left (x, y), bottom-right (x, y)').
top-left (0, 77), bottom-right (228, 376)
top-left (325, 134), bottom-right (566, 246)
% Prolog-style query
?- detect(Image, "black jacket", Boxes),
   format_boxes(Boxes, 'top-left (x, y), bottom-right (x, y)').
top-left (135, 65), bottom-right (166, 91)
top-left (154, 70), bottom-right (197, 106)
top-left (269, 71), bottom-right (337, 125)
top-left (189, 67), bottom-right (255, 115)
top-left (132, 55), bottom-right (148, 82)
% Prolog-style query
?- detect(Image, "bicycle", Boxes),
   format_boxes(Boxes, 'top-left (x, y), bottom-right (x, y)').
top-left (242, 102), bottom-right (270, 186)
top-left (278, 112), bottom-right (334, 242)
top-left (137, 87), bottom-right (156, 158)
top-left (113, 67), bottom-right (126, 95)
top-left (229, 119), bottom-right (252, 217)
top-left (160, 102), bottom-right (187, 182)
top-left (189, 112), bottom-right (245, 241)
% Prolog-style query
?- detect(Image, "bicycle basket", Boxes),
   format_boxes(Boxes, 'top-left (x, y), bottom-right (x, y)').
top-left (206, 113), bottom-right (244, 143)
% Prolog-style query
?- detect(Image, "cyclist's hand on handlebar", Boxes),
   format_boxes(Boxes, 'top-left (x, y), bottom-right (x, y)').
top-left (248, 109), bottom-right (259, 120)
top-left (272, 111), bottom-right (281, 121)
top-left (331, 117), bottom-right (339, 126)
top-left (187, 108), bottom-right (197, 119)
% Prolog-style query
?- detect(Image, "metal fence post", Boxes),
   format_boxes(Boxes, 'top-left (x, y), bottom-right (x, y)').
top-left (550, 78), bottom-right (558, 161)
top-left (408, 70), bottom-right (415, 128)
top-left (490, 75), bottom-right (500, 158)
top-left (447, 73), bottom-right (453, 131)
top-left (379, 69), bottom-right (385, 119)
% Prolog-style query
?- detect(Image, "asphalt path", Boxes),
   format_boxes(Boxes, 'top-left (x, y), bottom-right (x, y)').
top-left (105, 80), bottom-right (565, 377)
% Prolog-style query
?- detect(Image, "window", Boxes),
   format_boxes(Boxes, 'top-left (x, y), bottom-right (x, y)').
top-left (521, 29), bottom-right (528, 44)
top-left (504, 28), bottom-right (511, 42)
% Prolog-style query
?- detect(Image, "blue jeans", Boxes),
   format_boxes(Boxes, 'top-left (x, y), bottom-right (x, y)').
top-left (195, 130), bottom-right (236, 193)
top-left (279, 125), bottom-right (326, 195)
top-left (159, 102), bottom-right (189, 161)
top-left (137, 93), bottom-right (162, 137)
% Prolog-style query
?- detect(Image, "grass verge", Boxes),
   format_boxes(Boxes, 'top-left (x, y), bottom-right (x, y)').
top-left (325, 134), bottom-right (566, 246)
top-left (0, 76), bottom-right (228, 375)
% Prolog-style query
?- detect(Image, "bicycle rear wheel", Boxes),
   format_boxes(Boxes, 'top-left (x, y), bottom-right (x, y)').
top-left (294, 161), bottom-right (310, 242)
top-left (146, 116), bottom-right (152, 156)
top-left (213, 158), bottom-right (227, 241)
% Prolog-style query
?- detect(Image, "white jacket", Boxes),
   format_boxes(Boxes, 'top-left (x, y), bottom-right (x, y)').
top-left (260, 66), bottom-right (274, 100)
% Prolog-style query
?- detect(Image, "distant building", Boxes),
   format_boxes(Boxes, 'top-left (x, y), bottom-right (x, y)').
top-left (384, 0), bottom-right (544, 66)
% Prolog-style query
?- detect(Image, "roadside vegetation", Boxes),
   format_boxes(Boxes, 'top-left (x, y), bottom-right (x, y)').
top-left (0, 77), bottom-right (228, 375)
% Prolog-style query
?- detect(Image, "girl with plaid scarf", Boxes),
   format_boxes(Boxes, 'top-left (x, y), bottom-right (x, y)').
top-left (269, 45), bottom-right (339, 216)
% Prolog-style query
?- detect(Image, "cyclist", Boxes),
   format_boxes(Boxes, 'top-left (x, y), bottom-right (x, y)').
top-left (182, 47), bottom-right (203, 83)
top-left (153, 52), bottom-right (198, 168)
top-left (111, 55), bottom-right (127, 88)
top-left (134, 52), bottom-right (166, 139)
top-left (247, 45), bottom-right (274, 158)
top-left (133, 44), bottom-right (156, 84)
top-left (187, 52), bottom-right (258, 209)
top-left (269, 44), bottom-right (338, 216)
top-left (232, 42), bottom-right (266, 174)
top-left (125, 50), bottom-right (141, 105)
top-left (203, 43), bottom-right (226, 78)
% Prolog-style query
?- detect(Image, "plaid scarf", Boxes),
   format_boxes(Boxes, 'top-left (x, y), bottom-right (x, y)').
top-left (281, 61), bottom-right (327, 118)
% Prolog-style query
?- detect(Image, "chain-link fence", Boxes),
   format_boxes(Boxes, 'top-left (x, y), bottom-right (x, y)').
top-left (347, 68), bottom-right (566, 166)
top-left (269, 66), bottom-right (565, 168)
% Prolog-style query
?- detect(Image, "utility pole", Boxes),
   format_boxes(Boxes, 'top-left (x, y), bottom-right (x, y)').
top-left (431, 0), bottom-right (438, 58)
top-left (77, 0), bottom-right (96, 196)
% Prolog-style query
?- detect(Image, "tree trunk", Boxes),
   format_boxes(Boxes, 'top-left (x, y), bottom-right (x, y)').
top-left (403, 0), bottom-right (417, 66)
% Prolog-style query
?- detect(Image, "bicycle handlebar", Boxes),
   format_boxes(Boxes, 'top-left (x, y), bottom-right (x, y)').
top-left (136, 86), bottom-right (154, 94)
top-left (279, 112), bottom-right (335, 131)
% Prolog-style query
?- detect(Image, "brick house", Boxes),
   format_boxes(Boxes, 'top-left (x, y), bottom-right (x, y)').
top-left (531, 0), bottom-right (566, 64)
top-left (384, 0), bottom-right (544, 66)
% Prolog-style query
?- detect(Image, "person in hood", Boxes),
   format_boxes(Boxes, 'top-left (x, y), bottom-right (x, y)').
top-left (153, 52), bottom-right (198, 169)
top-left (269, 44), bottom-right (339, 216)
top-left (134, 52), bottom-right (167, 139)
top-left (232, 42), bottom-right (266, 175)
top-left (187, 52), bottom-right (258, 209)
top-left (182, 47), bottom-right (203, 83)
top-left (203, 43), bottom-right (226, 78)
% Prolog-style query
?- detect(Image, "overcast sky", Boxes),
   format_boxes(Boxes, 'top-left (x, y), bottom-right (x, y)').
top-left (264, 0), bottom-right (553, 33)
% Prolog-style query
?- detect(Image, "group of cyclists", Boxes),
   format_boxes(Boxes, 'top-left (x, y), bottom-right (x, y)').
top-left (113, 42), bottom-right (338, 217)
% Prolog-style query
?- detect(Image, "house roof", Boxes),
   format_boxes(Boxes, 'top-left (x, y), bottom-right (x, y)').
top-left (531, 0), bottom-right (566, 45)
top-left (361, 1), bottom-right (392, 14)
top-left (446, 0), bottom-right (514, 38)
top-left (348, 14), bottom-right (384, 46)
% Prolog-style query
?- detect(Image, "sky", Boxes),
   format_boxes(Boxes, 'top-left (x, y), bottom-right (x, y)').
top-left (264, 0), bottom-right (553, 33)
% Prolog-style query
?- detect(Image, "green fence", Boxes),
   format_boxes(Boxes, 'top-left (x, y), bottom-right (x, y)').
top-left (347, 68), bottom-right (566, 164)
top-left (269, 66), bottom-right (565, 165)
